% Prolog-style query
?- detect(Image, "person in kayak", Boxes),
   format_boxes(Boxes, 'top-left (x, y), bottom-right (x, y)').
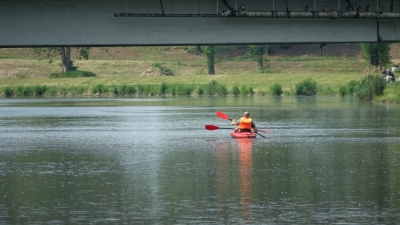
top-left (231, 111), bottom-right (258, 133)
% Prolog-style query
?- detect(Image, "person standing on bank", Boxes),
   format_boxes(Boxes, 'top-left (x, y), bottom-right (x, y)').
top-left (231, 111), bottom-right (258, 133)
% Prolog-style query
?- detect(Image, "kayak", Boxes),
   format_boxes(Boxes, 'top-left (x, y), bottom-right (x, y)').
top-left (230, 131), bottom-right (257, 139)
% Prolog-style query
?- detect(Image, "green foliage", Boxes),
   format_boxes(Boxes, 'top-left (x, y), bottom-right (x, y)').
top-left (32, 47), bottom-right (91, 61)
top-left (249, 87), bottom-right (254, 95)
top-left (77, 47), bottom-right (91, 60)
top-left (347, 80), bottom-right (358, 95)
top-left (339, 86), bottom-right (348, 96)
top-left (92, 84), bottom-right (108, 94)
top-left (204, 80), bottom-right (227, 95)
top-left (113, 85), bottom-right (137, 96)
top-left (270, 83), bottom-right (283, 96)
top-left (240, 85), bottom-right (254, 95)
top-left (353, 75), bottom-right (386, 101)
top-left (175, 84), bottom-right (194, 95)
top-left (360, 43), bottom-right (391, 67)
top-left (46, 87), bottom-right (57, 96)
top-left (152, 63), bottom-right (174, 75)
top-left (317, 86), bottom-right (336, 96)
top-left (247, 45), bottom-right (265, 70)
top-left (3, 87), bottom-right (13, 97)
top-left (74, 86), bottom-right (88, 95)
top-left (32, 47), bottom-right (59, 62)
top-left (205, 46), bottom-right (215, 74)
top-left (231, 85), bottom-right (240, 96)
top-left (375, 82), bottom-right (400, 103)
top-left (197, 87), bottom-right (205, 95)
top-left (295, 78), bottom-right (318, 96)
top-left (246, 45), bottom-right (264, 57)
top-left (33, 85), bottom-right (47, 97)
top-left (14, 86), bottom-right (33, 97)
top-left (160, 82), bottom-right (168, 95)
top-left (241, 85), bottom-right (249, 95)
top-left (49, 70), bottom-right (96, 78)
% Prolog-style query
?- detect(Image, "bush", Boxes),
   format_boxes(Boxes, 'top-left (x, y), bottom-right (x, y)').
top-left (295, 78), bottom-right (317, 96)
top-left (137, 84), bottom-right (145, 95)
top-left (33, 85), bottom-right (47, 97)
top-left (92, 84), bottom-right (107, 94)
top-left (270, 83), bottom-right (283, 96)
top-left (3, 87), bottom-right (13, 97)
top-left (197, 87), bottom-right (205, 95)
top-left (14, 86), bottom-right (33, 97)
top-left (47, 87), bottom-right (57, 96)
top-left (160, 82), bottom-right (168, 95)
top-left (248, 87), bottom-right (254, 95)
top-left (347, 80), bottom-right (358, 95)
top-left (231, 85), bottom-right (240, 96)
top-left (75, 86), bottom-right (88, 95)
top-left (204, 80), bottom-right (227, 95)
top-left (114, 84), bottom-right (136, 96)
top-left (176, 85), bottom-right (193, 95)
top-left (353, 74), bottom-right (386, 101)
top-left (339, 86), bottom-right (347, 96)
top-left (241, 85), bottom-right (249, 95)
top-left (126, 86), bottom-right (135, 95)
top-left (152, 63), bottom-right (174, 75)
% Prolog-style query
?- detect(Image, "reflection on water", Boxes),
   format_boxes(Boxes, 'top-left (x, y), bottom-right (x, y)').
top-left (0, 96), bottom-right (400, 224)
top-left (238, 139), bottom-right (252, 222)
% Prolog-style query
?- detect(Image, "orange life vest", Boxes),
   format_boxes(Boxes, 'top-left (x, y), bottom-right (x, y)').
top-left (238, 117), bottom-right (252, 130)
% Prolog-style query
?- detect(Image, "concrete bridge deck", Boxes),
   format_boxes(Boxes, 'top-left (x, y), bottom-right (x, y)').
top-left (1, 0), bottom-right (400, 47)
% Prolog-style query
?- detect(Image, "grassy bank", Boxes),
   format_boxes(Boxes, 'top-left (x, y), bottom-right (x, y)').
top-left (0, 46), bottom-right (399, 102)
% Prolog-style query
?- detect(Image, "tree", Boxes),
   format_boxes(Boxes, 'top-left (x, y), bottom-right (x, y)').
top-left (247, 45), bottom-right (265, 70)
top-left (205, 46), bottom-right (215, 75)
top-left (360, 43), bottom-right (390, 68)
top-left (32, 47), bottom-right (91, 72)
top-left (195, 45), bottom-right (203, 54)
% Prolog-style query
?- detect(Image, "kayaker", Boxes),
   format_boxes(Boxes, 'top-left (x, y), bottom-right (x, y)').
top-left (231, 111), bottom-right (258, 133)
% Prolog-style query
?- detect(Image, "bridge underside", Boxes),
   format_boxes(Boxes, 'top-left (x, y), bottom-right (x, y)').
top-left (1, 0), bottom-right (400, 47)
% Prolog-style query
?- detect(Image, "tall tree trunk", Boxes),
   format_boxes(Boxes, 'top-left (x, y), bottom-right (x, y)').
top-left (66, 47), bottom-right (71, 69)
top-left (206, 46), bottom-right (215, 75)
top-left (257, 45), bottom-right (264, 69)
top-left (60, 47), bottom-right (71, 72)
top-left (195, 45), bottom-right (202, 54)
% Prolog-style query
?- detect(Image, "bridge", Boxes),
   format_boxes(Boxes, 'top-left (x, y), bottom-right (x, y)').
top-left (1, 0), bottom-right (400, 47)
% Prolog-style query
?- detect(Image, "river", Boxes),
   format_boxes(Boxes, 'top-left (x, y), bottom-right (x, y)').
top-left (0, 96), bottom-right (400, 224)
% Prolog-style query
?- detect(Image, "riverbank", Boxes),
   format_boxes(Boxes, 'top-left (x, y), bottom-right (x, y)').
top-left (0, 45), bottom-right (399, 102)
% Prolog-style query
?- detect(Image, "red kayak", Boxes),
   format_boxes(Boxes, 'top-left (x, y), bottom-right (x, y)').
top-left (230, 131), bottom-right (257, 139)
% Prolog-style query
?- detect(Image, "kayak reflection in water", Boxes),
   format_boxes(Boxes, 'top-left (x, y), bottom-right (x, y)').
top-left (231, 111), bottom-right (258, 133)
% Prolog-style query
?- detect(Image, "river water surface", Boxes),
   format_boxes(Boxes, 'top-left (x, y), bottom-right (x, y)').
top-left (1, 96), bottom-right (400, 224)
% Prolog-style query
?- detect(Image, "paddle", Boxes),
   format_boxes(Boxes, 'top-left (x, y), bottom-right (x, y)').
top-left (205, 124), bottom-right (233, 130)
top-left (216, 111), bottom-right (232, 121)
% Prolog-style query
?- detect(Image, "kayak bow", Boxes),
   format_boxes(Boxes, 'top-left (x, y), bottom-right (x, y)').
top-left (230, 131), bottom-right (257, 139)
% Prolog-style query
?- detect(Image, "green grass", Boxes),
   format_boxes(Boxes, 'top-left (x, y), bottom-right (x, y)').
top-left (375, 82), bottom-right (400, 103)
